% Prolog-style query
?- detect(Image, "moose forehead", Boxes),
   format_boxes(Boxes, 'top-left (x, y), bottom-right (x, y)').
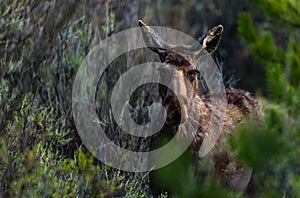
top-left (159, 50), bottom-right (199, 84)
top-left (163, 49), bottom-right (196, 69)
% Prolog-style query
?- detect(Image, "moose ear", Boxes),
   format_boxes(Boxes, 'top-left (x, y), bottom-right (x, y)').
top-left (138, 20), bottom-right (169, 58)
top-left (199, 24), bottom-right (223, 53)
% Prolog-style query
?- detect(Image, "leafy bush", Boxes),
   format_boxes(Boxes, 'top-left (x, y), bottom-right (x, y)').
top-left (229, 0), bottom-right (300, 196)
top-left (0, 1), bottom-right (148, 197)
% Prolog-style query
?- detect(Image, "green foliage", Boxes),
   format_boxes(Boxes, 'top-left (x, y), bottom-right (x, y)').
top-left (0, 1), bottom-right (148, 197)
top-left (0, 93), bottom-right (147, 197)
top-left (229, 122), bottom-right (284, 170)
top-left (233, 0), bottom-right (300, 196)
top-left (247, 0), bottom-right (300, 28)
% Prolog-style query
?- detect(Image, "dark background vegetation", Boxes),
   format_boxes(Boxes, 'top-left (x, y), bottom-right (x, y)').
top-left (1, 0), bottom-right (299, 197)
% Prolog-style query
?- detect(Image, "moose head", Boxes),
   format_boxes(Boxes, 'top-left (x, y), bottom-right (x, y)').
top-left (138, 20), bottom-right (223, 126)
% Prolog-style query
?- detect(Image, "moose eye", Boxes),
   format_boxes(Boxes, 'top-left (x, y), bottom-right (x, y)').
top-left (188, 69), bottom-right (200, 77)
top-left (194, 69), bottom-right (200, 76)
top-left (188, 69), bottom-right (200, 81)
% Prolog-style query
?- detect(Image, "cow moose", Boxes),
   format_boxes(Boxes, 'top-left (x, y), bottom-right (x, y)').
top-left (138, 20), bottom-right (263, 197)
